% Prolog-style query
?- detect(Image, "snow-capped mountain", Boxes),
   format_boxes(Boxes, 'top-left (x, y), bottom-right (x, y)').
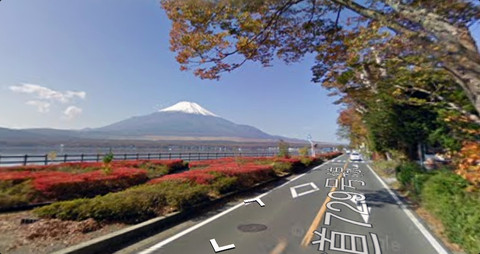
top-left (159, 101), bottom-right (218, 117)
top-left (92, 101), bottom-right (278, 140)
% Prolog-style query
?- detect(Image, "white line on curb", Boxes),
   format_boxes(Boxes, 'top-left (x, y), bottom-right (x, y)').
top-left (138, 157), bottom-right (338, 254)
top-left (366, 164), bottom-right (449, 254)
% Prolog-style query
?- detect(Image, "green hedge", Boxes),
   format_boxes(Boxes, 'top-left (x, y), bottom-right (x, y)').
top-left (421, 171), bottom-right (480, 254)
top-left (34, 181), bottom-right (209, 223)
top-left (396, 162), bottom-right (480, 254)
top-left (0, 180), bottom-right (38, 210)
top-left (395, 162), bottom-right (423, 188)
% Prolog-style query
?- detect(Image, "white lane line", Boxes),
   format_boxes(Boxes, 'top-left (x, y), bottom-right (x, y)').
top-left (366, 165), bottom-right (449, 254)
top-left (139, 157), bottom-right (339, 254)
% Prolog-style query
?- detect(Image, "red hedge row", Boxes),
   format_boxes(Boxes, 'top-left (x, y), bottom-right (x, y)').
top-left (0, 159), bottom-right (185, 173)
top-left (150, 170), bottom-right (216, 185)
top-left (33, 168), bottom-right (148, 200)
top-left (150, 160), bottom-right (276, 187)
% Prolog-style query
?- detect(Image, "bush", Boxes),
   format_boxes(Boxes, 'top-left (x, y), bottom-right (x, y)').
top-left (372, 159), bottom-right (400, 176)
top-left (299, 157), bottom-right (314, 167)
top-left (149, 170), bottom-right (216, 185)
top-left (34, 181), bottom-right (210, 223)
top-left (421, 171), bottom-right (480, 253)
top-left (272, 161), bottom-right (292, 175)
top-left (299, 146), bottom-right (309, 157)
top-left (210, 176), bottom-right (238, 194)
top-left (278, 140), bottom-right (290, 158)
top-left (32, 168), bottom-right (149, 200)
top-left (103, 152), bottom-right (114, 164)
top-left (0, 180), bottom-right (38, 210)
top-left (395, 162), bottom-right (423, 189)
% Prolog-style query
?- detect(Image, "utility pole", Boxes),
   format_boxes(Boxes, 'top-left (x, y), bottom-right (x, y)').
top-left (307, 134), bottom-right (316, 157)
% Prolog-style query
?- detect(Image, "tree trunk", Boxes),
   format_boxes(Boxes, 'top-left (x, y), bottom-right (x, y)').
top-left (386, 1), bottom-right (480, 114)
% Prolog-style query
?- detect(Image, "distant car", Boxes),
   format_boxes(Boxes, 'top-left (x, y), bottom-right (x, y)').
top-left (345, 149), bottom-right (351, 154)
top-left (350, 152), bottom-right (361, 161)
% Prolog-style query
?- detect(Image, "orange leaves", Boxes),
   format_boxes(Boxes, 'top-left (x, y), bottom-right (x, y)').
top-left (455, 142), bottom-right (480, 187)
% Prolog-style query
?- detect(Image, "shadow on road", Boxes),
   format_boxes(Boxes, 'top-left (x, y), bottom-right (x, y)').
top-left (361, 188), bottom-right (417, 209)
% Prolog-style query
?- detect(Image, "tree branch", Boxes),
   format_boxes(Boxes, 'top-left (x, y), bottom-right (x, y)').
top-left (394, 85), bottom-right (480, 125)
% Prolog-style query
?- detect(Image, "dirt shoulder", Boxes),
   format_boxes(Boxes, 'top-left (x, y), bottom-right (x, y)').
top-left (0, 211), bottom-right (128, 254)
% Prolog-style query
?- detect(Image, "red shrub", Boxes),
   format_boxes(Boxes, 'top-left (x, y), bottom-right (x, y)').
top-left (32, 168), bottom-right (148, 200)
top-left (149, 170), bottom-right (215, 185)
top-left (189, 158), bottom-right (236, 168)
top-left (112, 159), bottom-right (184, 170)
top-left (0, 171), bottom-right (72, 182)
top-left (56, 162), bottom-right (103, 169)
top-left (0, 171), bottom-right (33, 181)
top-left (0, 164), bottom-right (51, 172)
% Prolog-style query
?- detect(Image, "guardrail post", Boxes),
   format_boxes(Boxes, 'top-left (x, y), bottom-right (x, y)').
top-left (147, 153), bottom-right (150, 160)
top-left (169, 153), bottom-right (171, 159)
top-left (80, 154), bottom-right (84, 162)
top-left (188, 153), bottom-right (191, 161)
top-left (23, 154), bottom-right (28, 166)
top-left (44, 154), bottom-right (48, 165)
top-left (124, 153), bottom-right (127, 160)
top-left (97, 154), bottom-right (100, 162)
top-left (136, 153), bottom-right (139, 160)
top-left (64, 154), bottom-right (67, 163)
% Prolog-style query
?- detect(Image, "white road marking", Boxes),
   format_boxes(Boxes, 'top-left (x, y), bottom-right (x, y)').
top-left (209, 239), bottom-right (235, 252)
top-left (366, 164), bottom-right (449, 254)
top-left (290, 182), bottom-right (319, 198)
top-left (370, 232), bottom-right (382, 254)
top-left (355, 199), bottom-right (371, 223)
top-left (138, 157), bottom-right (340, 254)
top-left (243, 197), bottom-right (265, 207)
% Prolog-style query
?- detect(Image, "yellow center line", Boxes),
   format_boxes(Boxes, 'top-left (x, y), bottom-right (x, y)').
top-left (300, 161), bottom-right (349, 247)
top-left (270, 238), bottom-right (288, 254)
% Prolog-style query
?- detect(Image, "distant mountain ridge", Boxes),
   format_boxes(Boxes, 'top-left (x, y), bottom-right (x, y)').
top-left (0, 101), bottom-right (305, 144)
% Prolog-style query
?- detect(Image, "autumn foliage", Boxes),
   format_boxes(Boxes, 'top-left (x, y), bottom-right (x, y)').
top-left (455, 142), bottom-right (480, 187)
top-left (1, 154), bottom-right (341, 211)
top-left (0, 159), bottom-right (185, 206)
top-left (32, 168), bottom-right (149, 200)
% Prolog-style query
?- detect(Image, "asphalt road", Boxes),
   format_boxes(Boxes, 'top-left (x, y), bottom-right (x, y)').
top-left (128, 154), bottom-right (449, 254)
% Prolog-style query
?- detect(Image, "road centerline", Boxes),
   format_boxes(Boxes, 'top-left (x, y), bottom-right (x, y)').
top-left (300, 161), bottom-right (348, 247)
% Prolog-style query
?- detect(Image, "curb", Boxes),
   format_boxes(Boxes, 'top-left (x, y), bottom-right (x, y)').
top-left (51, 211), bottom-right (184, 254)
top-left (51, 159), bottom-right (329, 254)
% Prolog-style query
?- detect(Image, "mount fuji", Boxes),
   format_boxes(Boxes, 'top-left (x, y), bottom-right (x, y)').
top-left (92, 101), bottom-right (279, 141)
top-left (159, 101), bottom-right (218, 117)
top-left (0, 102), bottom-right (303, 144)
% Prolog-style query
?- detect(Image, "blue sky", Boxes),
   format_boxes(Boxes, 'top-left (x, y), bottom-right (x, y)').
top-left (0, 1), bottom-right (479, 143)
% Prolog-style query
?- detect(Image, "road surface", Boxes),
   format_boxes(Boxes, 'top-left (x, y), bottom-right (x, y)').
top-left (122, 154), bottom-right (449, 254)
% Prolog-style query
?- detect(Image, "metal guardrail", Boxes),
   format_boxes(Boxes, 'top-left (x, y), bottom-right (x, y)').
top-left (0, 152), bottom-right (279, 166)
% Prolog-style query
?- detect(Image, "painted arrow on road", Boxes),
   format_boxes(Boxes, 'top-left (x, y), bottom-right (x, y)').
top-left (351, 197), bottom-right (372, 223)
top-left (243, 197), bottom-right (265, 207)
top-left (209, 239), bottom-right (235, 253)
